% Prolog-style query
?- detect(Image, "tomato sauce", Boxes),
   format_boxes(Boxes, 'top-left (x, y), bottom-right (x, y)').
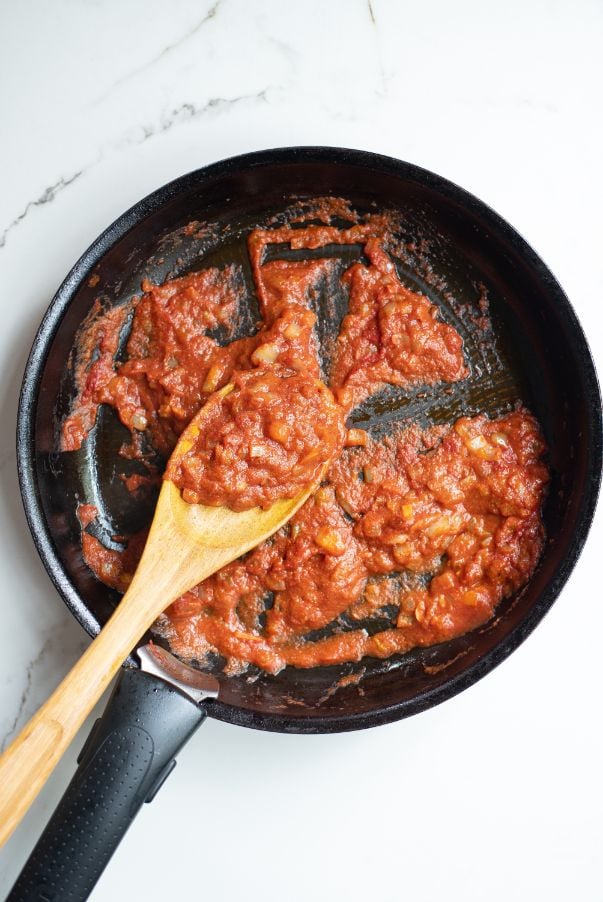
top-left (67, 211), bottom-right (549, 675)
top-left (166, 366), bottom-right (344, 510)
top-left (62, 265), bottom-right (252, 455)
top-left (331, 238), bottom-right (468, 405)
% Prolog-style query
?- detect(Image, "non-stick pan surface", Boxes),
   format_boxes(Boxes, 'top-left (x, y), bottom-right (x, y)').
top-left (18, 147), bottom-right (602, 734)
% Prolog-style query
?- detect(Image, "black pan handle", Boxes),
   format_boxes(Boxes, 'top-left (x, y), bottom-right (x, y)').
top-left (7, 667), bottom-right (207, 902)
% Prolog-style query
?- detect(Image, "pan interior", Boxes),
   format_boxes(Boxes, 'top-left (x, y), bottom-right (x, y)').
top-left (31, 153), bottom-right (599, 729)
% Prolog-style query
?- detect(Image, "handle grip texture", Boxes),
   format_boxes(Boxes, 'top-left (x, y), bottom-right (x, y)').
top-left (7, 667), bottom-right (207, 902)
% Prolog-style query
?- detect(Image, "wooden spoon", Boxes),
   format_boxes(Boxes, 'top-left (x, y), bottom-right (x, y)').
top-left (0, 384), bottom-right (323, 847)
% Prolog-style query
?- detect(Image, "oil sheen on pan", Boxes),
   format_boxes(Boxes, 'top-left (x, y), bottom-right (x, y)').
top-left (61, 199), bottom-right (549, 677)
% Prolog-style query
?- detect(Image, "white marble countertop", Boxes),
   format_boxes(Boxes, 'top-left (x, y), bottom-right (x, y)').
top-left (1, 1), bottom-right (602, 899)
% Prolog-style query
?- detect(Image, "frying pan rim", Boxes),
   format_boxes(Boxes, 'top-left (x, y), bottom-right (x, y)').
top-left (16, 145), bottom-right (603, 734)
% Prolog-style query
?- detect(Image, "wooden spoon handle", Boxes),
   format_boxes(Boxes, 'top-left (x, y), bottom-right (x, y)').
top-left (0, 455), bottom-right (322, 846)
top-left (0, 579), bottom-right (155, 848)
top-left (0, 476), bottom-right (235, 848)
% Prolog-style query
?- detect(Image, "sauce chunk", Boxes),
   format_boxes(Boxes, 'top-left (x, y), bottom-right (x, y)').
top-left (166, 366), bottom-right (344, 510)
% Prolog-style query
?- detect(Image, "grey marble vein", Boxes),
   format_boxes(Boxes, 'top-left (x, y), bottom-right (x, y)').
top-left (366, 0), bottom-right (388, 97)
top-left (0, 170), bottom-right (83, 250)
top-left (0, 86), bottom-right (267, 252)
top-left (1, 638), bottom-right (52, 752)
top-left (268, 36), bottom-right (300, 68)
top-left (96, 0), bottom-right (222, 103)
top-left (133, 90), bottom-right (269, 143)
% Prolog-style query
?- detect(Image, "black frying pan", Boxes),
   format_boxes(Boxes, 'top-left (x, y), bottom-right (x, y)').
top-left (11, 147), bottom-right (602, 900)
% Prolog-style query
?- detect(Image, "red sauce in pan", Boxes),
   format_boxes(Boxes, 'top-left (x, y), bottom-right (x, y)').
top-left (166, 366), bottom-right (344, 510)
top-left (331, 238), bottom-right (468, 406)
top-left (159, 409), bottom-right (547, 673)
top-left (65, 212), bottom-right (549, 674)
top-left (62, 266), bottom-right (254, 455)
